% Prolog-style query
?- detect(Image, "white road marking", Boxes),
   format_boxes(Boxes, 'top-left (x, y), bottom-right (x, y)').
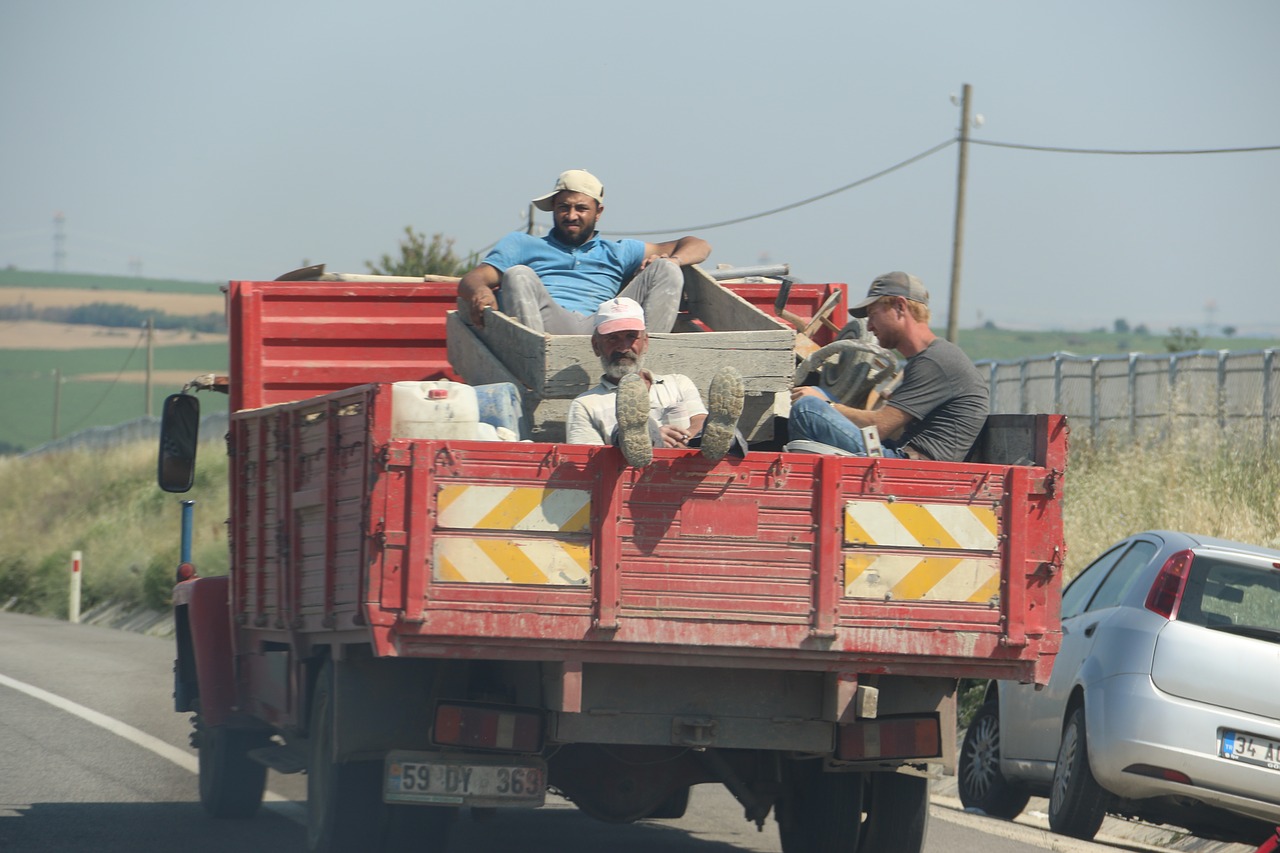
top-left (0, 671), bottom-right (306, 824)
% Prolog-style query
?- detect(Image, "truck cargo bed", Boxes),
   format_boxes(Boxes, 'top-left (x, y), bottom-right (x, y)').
top-left (230, 382), bottom-right (1065, 686)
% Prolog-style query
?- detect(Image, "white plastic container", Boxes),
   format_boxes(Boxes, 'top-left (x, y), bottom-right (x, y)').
top-left (390, 380), bottom-right (496, 440)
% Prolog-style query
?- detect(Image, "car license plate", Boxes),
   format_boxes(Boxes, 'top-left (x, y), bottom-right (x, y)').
top-left (1220, 729), bottom-right (1280, 771)
top-left (384, 751), bottom-right (546, 807)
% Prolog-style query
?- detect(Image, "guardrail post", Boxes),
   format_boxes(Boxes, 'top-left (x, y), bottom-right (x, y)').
top-left (1265, 350), bottom-right (1275, 447)
top-left (69, 550), bottom-right (82, 624)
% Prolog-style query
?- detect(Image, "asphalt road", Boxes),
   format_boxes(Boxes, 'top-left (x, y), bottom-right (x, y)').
top-left (0, 611), bottom-right (1167, 853)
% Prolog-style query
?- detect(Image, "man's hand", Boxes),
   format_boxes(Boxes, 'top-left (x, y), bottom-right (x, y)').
top-left (790, 386), bottom-right (828, 403)
top-left (457, 265), bottom-right (500, 327)
top-left (656, 424), bottom-right (693, 448)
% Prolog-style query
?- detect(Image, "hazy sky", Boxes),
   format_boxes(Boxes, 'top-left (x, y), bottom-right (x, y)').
top-left (2, 1), bottom-right (1277, 334)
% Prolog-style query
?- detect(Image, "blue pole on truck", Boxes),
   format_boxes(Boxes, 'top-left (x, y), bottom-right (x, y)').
top-left (181, 499), bottom-right (194, 563)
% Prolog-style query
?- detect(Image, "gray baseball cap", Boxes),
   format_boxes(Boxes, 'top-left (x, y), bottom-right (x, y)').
top-left (850, 271), bottom-right (929, 318)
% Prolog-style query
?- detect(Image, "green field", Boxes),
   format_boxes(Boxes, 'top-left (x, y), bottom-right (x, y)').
top-left (0, 343), bottom-right (228, 452)
top-left (0, 267), bottom-right (222, 295)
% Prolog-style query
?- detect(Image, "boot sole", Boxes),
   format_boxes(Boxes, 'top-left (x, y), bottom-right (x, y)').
top-left (701, 367), bottom-right (744, 461)
top-left (616, 374), bottom-right (653, 467)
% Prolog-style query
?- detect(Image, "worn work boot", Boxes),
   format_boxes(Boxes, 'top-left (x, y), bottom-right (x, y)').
top-left (616, 374), bottom-right (653, 467)
top-left (700, 366), bottom-right (745, 462)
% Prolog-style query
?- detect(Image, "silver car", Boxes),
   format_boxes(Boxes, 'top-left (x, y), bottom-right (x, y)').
top-left (958, 530), bottom-right (1280, 845)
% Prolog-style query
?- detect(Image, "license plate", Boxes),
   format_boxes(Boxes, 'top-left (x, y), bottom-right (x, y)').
top-left (1220, 729), bottom-right (1280, 771)
top-left (384, 751), bottom-right (546, 807)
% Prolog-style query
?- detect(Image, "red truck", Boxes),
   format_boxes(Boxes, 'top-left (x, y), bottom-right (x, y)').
top-left (158, 270), bottom-right (1067, 853)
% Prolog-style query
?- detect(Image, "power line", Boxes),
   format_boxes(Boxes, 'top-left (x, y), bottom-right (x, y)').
top-left (59, 326), bottom-right (147, 433)
top-left (969, 139), bottom-right (1280, 156)
top-left (605, 138), bottom-right (958, 237)
top-left (603, 135), bottom-right (1280, 238)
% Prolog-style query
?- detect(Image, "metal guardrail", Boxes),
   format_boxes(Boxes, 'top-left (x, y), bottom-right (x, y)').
top-left (976, 349), bottom-right (1280, 446)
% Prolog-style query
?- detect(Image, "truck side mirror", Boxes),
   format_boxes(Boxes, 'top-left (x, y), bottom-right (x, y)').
top-left (158, 393), bottom-right (201, 493)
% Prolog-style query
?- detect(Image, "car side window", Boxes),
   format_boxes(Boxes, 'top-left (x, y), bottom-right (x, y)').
top-left (1061, 545), bottom-right (1127, 619)
top-left (1085, 540), bottom-right (1159, 612)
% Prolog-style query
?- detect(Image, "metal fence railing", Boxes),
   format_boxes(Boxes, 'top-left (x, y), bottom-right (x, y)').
top-left (976, 349), bottom-right (1280, 447)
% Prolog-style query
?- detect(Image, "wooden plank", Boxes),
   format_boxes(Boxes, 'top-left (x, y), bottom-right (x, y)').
top-left (469, 311), bottom-right (793, 399)
top-left (683, 265), bottom-right (791, 332)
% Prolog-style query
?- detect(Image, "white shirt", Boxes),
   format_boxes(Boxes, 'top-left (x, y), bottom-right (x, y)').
top-left (566, 372), bottom-right (708, 445)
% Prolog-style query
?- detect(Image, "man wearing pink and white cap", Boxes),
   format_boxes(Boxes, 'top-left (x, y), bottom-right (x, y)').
top-left (566, 296), bottom-right (745, 467)
top-left (457, 169), bottom-right (711, 335)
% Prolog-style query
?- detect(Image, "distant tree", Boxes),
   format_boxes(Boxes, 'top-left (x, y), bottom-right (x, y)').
top-left (367, 228), bottom-right (477, 277)
top-left (1223, 325), bottom-right (1237, 338)
top-left (982, 319), bottom-right (998, 330)
top-left (1134, 324), bottom-right (1150, 336)
top-left (1163, 326), bottom-right (1203, 353)
top-left (1113, 318), bottom-right (1130, 334)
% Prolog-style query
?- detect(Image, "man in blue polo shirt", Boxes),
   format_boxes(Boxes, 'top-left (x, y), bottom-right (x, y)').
top-left (457, 169), bottom-right (711, 334)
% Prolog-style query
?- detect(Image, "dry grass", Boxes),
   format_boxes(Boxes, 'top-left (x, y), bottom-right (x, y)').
top-left (0, 439), bottom-right (228, 615)
top-left (1062, 427), bottom-right (1280, 577)
top-left (0, 320), bottom-right (227, 350)
top-left (0, 287), bottom-right (223, 314)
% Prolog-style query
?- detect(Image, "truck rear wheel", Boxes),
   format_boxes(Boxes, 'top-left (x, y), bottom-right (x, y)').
top-left (777, 759), bottom-right (863, 853)
top-left (307, 664), bottom-right (379, 853)
top-left (857, 772), bottom-right (929, 853)
top-left (306, 662), bottom-right (454, 853)
top-left (197, 722), bottom-right (268, 818)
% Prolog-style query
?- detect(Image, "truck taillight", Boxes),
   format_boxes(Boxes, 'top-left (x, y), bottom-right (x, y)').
top-left (433, 702), bottom-right (544, 753)
top-left (835, 715), bottom-right (941, 761)
top-left (1145, 549), bottom-right (1194, 619)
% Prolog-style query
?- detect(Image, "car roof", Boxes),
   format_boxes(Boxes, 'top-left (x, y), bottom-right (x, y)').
top-left (1139, 529), bottom-right (1280, 561)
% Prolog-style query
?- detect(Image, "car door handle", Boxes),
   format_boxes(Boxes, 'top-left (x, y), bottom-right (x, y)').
top-left (1083, 622), bottom-right (1098, 637)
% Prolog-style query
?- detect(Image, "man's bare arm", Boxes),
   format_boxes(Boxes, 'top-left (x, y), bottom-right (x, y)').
top-left (642, 236), bottom-right (711, 269)
top-left (457, 264), bottom-right (501, 326)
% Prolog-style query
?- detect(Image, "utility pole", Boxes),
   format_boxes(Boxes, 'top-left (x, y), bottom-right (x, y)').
top-left (947, 84), bottom-right (972, 344)
top-left (145, 317), bottom-right (154, 416)
top-left (53, 211), bottom-right (66, 272)
top-left (52, 368), bottom-right (62, 439)
top-left (526, 203), bottom-right (537, 235)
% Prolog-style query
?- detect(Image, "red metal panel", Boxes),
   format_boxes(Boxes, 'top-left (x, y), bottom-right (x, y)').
top-left (188, 576), bottom-right (236, 727)
top-left (227, 280), bottom-right (460, 412)
top-left (725, 281), bottom-right (849, 346)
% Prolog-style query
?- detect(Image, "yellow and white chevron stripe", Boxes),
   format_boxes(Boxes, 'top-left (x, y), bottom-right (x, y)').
top-left (843, 500), bottom-right (999, 551)
top-left (436, 485), bottom-right (591, 533)
top-left (842, 500), bottom-right (1002, 602)
top-left (433, 537), bottom-right (591, 586)
top-left (843, 552), bottom-right (1002, 603)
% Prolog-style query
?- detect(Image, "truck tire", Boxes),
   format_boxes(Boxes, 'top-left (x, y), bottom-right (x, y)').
top-left (306, 662), bottom-right (454, 853)
top-left (197, 722), bottom-right (268, 818)
top-left (307, 664), bottom-right (381, 853)
top-left (958, 699), bottom-right (1031, 819)
top-left (1047, 706), bottom-right (1108, 840)
top-left (777, 759), bottom-right (863, 853)
top-left (857, 773), bottom-right (929, 853)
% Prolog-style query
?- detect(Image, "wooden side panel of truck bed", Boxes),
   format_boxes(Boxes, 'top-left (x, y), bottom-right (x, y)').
top-left (229, 383), bottom-right (1065, 686)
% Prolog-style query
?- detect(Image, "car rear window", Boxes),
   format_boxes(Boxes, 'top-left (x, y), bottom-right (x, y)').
top-left (1177, 557), bottom-right (1280, 640)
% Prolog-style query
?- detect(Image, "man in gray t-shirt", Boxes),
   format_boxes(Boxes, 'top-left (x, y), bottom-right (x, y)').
top-left (788, 271), bottom-right (989, 462)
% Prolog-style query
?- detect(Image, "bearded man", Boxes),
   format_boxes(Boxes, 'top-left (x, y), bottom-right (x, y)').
top-left (565, 297), bottom-right (744, 467)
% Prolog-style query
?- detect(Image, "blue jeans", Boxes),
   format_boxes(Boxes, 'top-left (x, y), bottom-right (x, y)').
top-left (788, 395), bottom-right (904, 457)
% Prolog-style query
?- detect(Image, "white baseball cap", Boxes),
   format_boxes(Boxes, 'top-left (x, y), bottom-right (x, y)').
top-left (593, 297), bottom-right (646, 335)
top-left (532, 169), bottom-right (604, 211)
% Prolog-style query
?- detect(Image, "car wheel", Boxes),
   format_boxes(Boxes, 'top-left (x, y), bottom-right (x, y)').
top-left (958, 699), bottom-right (1030, 819)
top-left (1048, 706), bottom-right (1108, 840)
